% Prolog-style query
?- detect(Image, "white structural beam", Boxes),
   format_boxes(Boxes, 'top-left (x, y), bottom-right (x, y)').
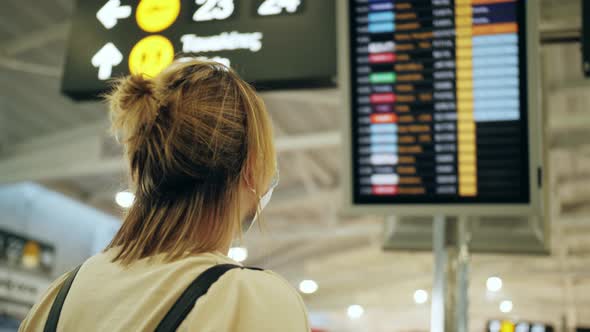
top-left (275, 131), bottom-right (340, 152)
top-left (0, 121), bottom-right (113, 183)
top-left (0, 56), bottom-right (61, 78)
top-left (253, 231), bottom-right (376, 269)
top-left (273, 124), bottom-right (334, 189)
top-left (551, 130), bottom-right (590, 149)
top-left (539, 19), bottom-right (580, 33)
top-left (0, 122), bottom-right (119, 184)
top-left (548, 112), bottom-right (590, 132)
top-left (548, 79), bottom-right (590, 95)
top-left (1, 22), bottom-right (69, 56)
top-left (558, 179), bottom-right (590, 206)
top-left (5, 122), bottom-right (106, 154)
top-left (261, 89), bottom-right (339, 107)
top-left (0, 122), bottom-right (341, 184)
top-left (0, 21), bottom-right (77, 78)
top-left (546, 78), bottom-right (590, 132)
top-left (247, 221), bottom-right (381, 244)
top-left (265, 188), bottom-right (338, 214)
top-left (560, 214), bottom-right (590, 228)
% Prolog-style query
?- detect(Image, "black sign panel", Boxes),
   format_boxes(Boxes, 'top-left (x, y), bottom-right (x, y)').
top-left (62, 0), bottom-right (336, 99)
top-left (348, 0), bottom-right (531, 205)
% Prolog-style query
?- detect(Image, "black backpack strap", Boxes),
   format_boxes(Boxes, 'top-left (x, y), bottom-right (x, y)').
top-left (43, 265), bottom-right (82, 332)
top-left (155, 264), bottom-right (262, 332)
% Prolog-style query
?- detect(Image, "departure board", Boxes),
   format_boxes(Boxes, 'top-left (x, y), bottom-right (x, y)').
top-left (347, 0), bottom-right (534, 207)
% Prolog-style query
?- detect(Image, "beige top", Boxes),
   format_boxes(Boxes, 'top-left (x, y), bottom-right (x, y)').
top-left (19, 249), bottom-right (310, 332)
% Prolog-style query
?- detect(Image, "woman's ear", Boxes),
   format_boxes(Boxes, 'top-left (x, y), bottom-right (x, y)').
top-left (241, 165), bottom-right (256, 193)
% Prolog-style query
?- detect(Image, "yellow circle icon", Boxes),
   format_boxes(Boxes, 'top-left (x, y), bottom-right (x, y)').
top-left (129, 35), bottom-right (175, 78)
top-left (136, 0), bottom-right (181, 33)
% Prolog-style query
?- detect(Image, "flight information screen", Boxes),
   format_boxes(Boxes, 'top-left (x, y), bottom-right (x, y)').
top-left (349, 0), bottom-right (530, 205)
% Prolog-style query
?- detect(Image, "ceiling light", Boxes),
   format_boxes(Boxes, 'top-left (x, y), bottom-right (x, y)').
top-left (499, 300), bottom-right (513, 313)
top-left (115, 191), bottom-right (135, 208)
top-left (413, 289), bottom-right (428, 304)
top-left (228, 247), bottom-right (248, 262)
top-left (299, 280), bottom-right (319, 294)
top-left (347, 305), bottom-right (364, 320)
top-left (487, 276), bottom-right (503, 292)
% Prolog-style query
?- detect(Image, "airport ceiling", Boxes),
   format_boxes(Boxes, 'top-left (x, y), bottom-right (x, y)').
top-left (1, 0), bottom-right (590, 330)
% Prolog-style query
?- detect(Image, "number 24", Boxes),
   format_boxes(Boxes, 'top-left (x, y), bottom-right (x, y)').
top-left (258, 0), bottom-right (302, 16)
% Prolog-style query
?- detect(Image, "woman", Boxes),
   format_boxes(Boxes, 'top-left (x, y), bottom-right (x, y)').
top-left (19, 60), bottom-right (310, 331)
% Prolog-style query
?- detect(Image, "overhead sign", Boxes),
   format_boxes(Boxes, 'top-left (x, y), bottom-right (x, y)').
top-left (62, 0), bottom-right (336, 99)
top-left (0, 229), bottom-right (55, 274)
top-left (341, 0), bottom-right (542, 215)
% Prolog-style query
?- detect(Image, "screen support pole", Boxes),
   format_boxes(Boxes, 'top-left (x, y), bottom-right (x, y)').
top-left (431, 216), bottom-right (470, 332)
top-left (455, 216), bottom-right (470, 332)
top-left (431, 215), bottom-right (446, 332)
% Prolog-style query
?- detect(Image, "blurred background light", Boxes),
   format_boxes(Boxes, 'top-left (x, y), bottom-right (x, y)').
top-left (228, 247), bottom-right (248, 262)
top-left (115, 191), bottom-right (135, 208)
top-left (413, 289), bottom-right (428, 304)
top-left (500, 300), bottom-right (513, 313)
top-left (347, 304), bottom-right (364, 320)
top-left (299, 279), bottom-right (319, 294)
top-left (487, 276), bottom-right (503, 292)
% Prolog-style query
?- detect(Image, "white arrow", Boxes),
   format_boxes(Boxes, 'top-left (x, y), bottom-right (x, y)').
top-left (96, 0), bottom-right (132, 30)
top-left (91, 43), bottom-right (123, 80)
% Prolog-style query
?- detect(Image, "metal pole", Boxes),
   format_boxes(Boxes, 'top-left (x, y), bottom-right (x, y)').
top-left (456, 216), bottom-right (470, 332)
top-left (446, 245), bottom-right (457, 332)
top-left (431, 215), bottom-right (446, 332)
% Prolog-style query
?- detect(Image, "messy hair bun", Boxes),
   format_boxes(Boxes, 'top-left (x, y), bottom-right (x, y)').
top-left (107, 74), bottom-right (160, 144)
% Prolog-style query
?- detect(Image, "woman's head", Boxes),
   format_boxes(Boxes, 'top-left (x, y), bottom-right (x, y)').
top-left (106, 59), bottom-right (276, 264)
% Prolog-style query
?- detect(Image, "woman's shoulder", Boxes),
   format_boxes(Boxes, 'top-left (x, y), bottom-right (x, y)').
top-left (183, 266), bottom-right (310, 331)
top-left (203, 251), bottom-right (302, 300)
top-left (222, 266), bottom-right (305, 306)
top-left (231, 267), bottom-right (296, 290)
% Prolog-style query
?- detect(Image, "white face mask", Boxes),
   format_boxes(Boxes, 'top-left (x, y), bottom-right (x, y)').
top-left (243, 171), bottom-right (279, 233)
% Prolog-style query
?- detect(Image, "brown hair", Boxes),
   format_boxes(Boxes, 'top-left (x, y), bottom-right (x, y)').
top-left (105, 60), bottom-right (276, 264)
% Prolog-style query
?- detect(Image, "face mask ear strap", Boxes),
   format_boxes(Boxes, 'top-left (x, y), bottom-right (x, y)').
top-left (242, 175), bottom-right (262, 211)
top-left (242, 172), bottom-right (257, 193)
